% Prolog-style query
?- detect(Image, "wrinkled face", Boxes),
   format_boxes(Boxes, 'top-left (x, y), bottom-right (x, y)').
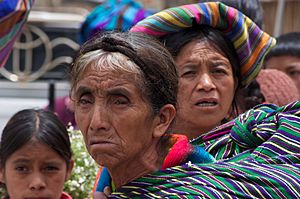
top-left (264, 55), bottom-right (300, 93)
top-left (0, 139), bottom-right (72, 199)
top-left (73, 66), bottom-right (159, 170)
top-left (174, 40), bottom-right (236, 139)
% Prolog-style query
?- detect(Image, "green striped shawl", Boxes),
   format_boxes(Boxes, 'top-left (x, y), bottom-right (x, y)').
top-left (109, 101), bottom-right (300, 198)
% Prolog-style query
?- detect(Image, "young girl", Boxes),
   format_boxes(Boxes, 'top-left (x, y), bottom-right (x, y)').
top-left (0, 109), bottom-right (74, 199)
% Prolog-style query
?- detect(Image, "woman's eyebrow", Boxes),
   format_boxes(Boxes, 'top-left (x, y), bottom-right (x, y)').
top-left (211, 60), bottom-right (231, 67)
top-left (75, 86), bottom-right (92, 96)
top-left (286, 65), bottom-right (299, 70)
top-left (12, 158), bottom-right (30, 164)
top-left (106, 87), bottom-right (131, 96)
top-left (43, 160), bottom-right (64, 165)
top-left (180, 63), bottom-right (198, 69)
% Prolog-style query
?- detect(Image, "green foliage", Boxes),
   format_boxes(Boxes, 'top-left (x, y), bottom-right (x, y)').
top-left (0, 184), bottom-right (7, 199)
top-left (64, 129), bottom-right (99, 198)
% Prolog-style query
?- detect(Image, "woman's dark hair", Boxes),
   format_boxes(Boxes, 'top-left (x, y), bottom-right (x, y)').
top-left (70, 31), bottom-right (178, 115)
top-left (160, 25), bottom-right (241, 119)
top-left (264, 32), bottom-right (300, 61)
top-left (237, 79), bottom-right (265, 112)
top-left (0, 109), bottom-right (72, 168)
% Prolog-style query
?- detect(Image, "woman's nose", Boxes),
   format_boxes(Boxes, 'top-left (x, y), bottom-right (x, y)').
top-left (89, 106), bottom-right (111, 132)
top-left (29, 173), bottom-right (46, 191)
top-left (196, 73), bottom-right (216, 91)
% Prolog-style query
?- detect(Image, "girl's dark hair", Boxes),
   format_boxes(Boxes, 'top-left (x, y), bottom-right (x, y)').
top-left (0, 109), bottom-right (72, 168)
top-left (160, 25), bottom-right (241, 119)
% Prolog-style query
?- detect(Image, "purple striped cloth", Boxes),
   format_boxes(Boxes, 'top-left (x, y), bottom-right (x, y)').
top-left (109, 101), bottom-right (300, 198)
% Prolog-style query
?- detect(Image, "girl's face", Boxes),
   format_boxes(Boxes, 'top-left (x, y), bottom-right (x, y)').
top-left (264, 55), bottom-right (300, 93)
top-left (0, 139), bottom-right (73, 199)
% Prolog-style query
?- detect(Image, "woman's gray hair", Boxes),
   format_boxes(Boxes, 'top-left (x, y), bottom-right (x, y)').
top-left (70, 31), bottom-right (178, 115)
top-left (72, 49), bottom-right (144, 89)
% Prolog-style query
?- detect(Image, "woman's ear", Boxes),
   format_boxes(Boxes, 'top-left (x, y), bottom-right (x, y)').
top-left (153, 104), bottom-right (176, 138)
top-left (65, 159), bottom-right (74, 181)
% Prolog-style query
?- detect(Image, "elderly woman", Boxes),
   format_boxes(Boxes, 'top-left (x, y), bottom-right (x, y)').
top-left (90, 3), bottom-right (300, 198)
top-left (70, 31), bottom-right (215, 194)
top-left (131, 2), bottom-right (275, 140)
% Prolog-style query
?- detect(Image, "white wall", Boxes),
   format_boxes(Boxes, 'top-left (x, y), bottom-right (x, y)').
top-left (0, 80), bottom-right (70, 135)
top-left (0, 97), bottom-right (48, 132)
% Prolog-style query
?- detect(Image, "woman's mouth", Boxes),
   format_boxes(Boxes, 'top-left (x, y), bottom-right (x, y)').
top-left (195, 98), bottom-right (218, 107)
top-left (195, 101), bottom-right (217, 107)
top-left (90, 140), bottom-right (111, 145)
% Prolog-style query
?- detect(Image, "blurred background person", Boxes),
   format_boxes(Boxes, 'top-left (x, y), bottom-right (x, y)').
top-left (238, 69), bottom-right (299, 112)
top-left (79, 0), bottom-right (155, 43)
top-left (264, 32), bottom-right (300, 94)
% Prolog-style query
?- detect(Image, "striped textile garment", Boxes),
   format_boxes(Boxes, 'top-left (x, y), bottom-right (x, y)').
top-left (130, 2), bottom-right (276, 86)
top-left (0, 0), bottom-right (34, 68)
top-left (109, 101), bottom-right (300, 198)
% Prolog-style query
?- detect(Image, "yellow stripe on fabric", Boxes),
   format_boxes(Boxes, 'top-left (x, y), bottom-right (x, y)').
top-left (160, 189), bottom-right (179, 196)
top-left (275, 132), bottom-right (300, 149)
top-left (267, 140), bottom-right (298, 155)
top-left (209, 2), bottom-right (219, 28)
top-left (111, 192), bottom-right (130, 198)
top-left (242, 35), bottom-right (275, 75)
top-left (155, 10), bottom-right (189, 29)
top-left (247, 181), bottom-right (269, 199)
top-left (132, 191), bottom-right (140, 195)
top-left (281, 121), bottom-right (300, 132)
top-left (281, 132), bottom-right (300, 147)
top-left (251, 163), bottom-right (300, 196)
top-left (147, 192), bottom-right (162, 198)
top-left (186, 176), bottom-right (207, 186)
top-left (233, 22), bottom-right (250, 52)
top-left (170, 7), bottom-right (193, 26)
top-left (195, 170), bottom-right (232, 192)
top-left (185, 175), bottom-right (227, 199)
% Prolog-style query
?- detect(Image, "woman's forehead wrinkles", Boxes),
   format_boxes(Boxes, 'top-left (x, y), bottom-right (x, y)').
top-left (77, 72), bottom-right (138, 96)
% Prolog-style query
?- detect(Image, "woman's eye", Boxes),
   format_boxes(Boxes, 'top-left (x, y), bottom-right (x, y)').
top-left (213, 68), bottom-right (227, 74)
top-left (77, 95), bottom-right (93, 107)
top-left (212, 64), bottom-right (230, 75)
top-left (288, 70), bottom-right (300, 78)
top-left (181, 70), bottom-right (196, 77)
top-left (114, 97), bottom-right (129, 105)
top-left (44, 166), bottom-right (59, 172)
top-left (15, 166), bottom-right (29, 173)
top-left (78, 98), bottom-right (91, 105)
top-left (110, 94), bottom-right (130, 106)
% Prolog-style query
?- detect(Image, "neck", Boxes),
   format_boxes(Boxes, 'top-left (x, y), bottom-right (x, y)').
top-left (109, 139), bottom-right (167, 189)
